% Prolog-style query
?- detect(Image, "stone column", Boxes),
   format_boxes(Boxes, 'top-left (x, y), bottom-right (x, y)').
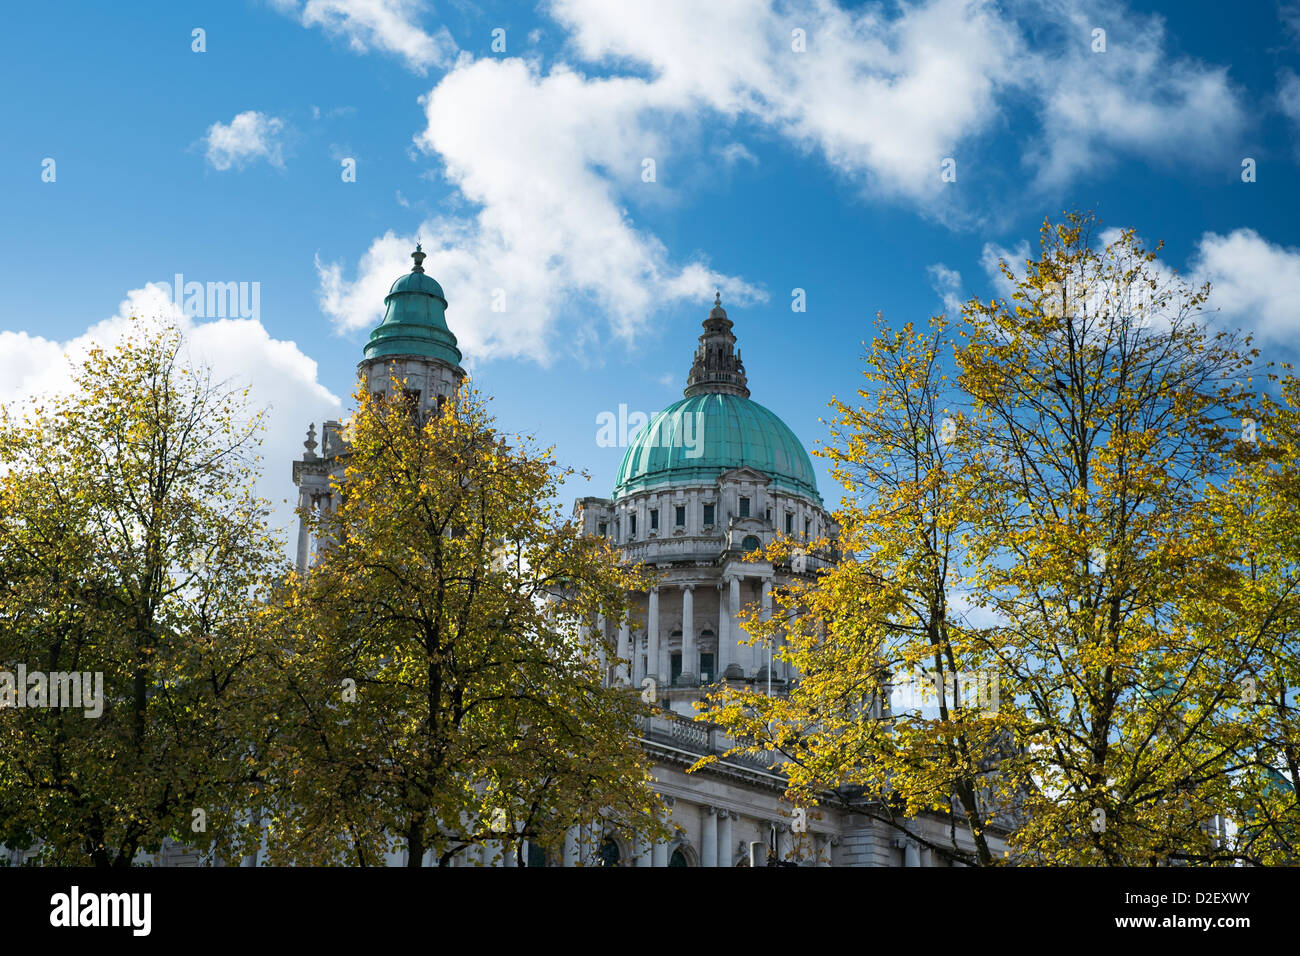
top-left (716, 581), bottom-right (730, 678)
top-left (295, 489), bottom-right (312, 573)
top-left (717, 810), bottom-right (733, 867)
top-left (776, 823), bottom-right (791, 863)
top-left (563, 827), bottom-right (579, 867)
top-left (652, 841), bottom-right (668, 867)
top-left (761, 578), bottom-right (773, 683)
top-left (904, 839), bottom-right (920, 868)
top-left (680, 585), bottom-right (697, 686)
top-left (701, 806), bottom-right (718, 867)
top-left (817, 835), bottom-right (833, 867)
top-left (636, 834), bottom-right (651, 867)
top-left (648, 587), bottom-right (661, 683)
top-left (729, 574), bottom-right (745, 676)
top-left (596, 614), bottom-right (608, 685)
top-left (616, 621), bottom-right (631, 685)
top-left (503, 841), bottom-right (518, 867)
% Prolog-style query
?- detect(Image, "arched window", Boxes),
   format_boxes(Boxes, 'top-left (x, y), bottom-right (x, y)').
top-left (742, 534), bottom-right (761, 552)
top-left (668, 847), bottom-right (689, 867)
top-left (598, 836), bottom-right (620, 867)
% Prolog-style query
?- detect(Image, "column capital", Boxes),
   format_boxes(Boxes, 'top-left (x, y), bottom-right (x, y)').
top-left (682, 582), bottom-right (696, 592)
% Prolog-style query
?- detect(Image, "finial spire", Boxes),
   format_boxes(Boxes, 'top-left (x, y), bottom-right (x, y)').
top-left (685, 294), bottom-right (748, 399)
top-left (411, 242), bottom-right (426, 273)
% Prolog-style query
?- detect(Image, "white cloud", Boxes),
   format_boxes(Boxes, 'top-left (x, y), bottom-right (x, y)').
top-left (0, 286), bottom-right (343, 550)
top-left (717, 142), bottom-right (758, 167)
top-left (979, 239), bottom-right (1032, 304)
top-left (317, 57), bottom-right (765, 364)
top-left (1278, 69), bottom-right (1300, 144)
top-left (1191, 229), bottom-right (1300, 345)
top-left (1023, 1), bottom-right (1245, 187)
top-left (975, 225), bottom-right (1300, 347)
top-left (204, 111), bottom-right (287, 171)
top-left (272, 0), bottom-right (457, 73)
top-left (315, 0), bottom-right (1247, 365)
top-left (927, 263), bottom-right (964, 315)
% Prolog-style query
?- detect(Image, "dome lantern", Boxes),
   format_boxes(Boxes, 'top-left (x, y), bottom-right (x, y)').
top-left (362, 243), bottom-right (462, 366)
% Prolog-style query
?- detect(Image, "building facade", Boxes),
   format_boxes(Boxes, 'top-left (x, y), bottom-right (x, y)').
top-left (285, 248), bottom-right (1005, 867)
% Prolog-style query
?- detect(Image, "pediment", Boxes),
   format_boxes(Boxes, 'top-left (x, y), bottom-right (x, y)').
top-left (718, 467), bottom-right (772, 485)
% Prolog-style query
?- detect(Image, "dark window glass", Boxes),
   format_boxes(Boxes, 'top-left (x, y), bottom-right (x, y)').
top-left (703, 504), bottom-right (715, 525)
top-left (527, 843), bottom-right (548, 868)
top-left (739, 497), bottom-right (750, 517)
top-left (597, 522), bottom-right (607, 537)
top-left (669, 848), bottom-right (688, 867)
top-left (629, 514), bottom-right (636, 538)
top-left (804, 517), bottom-right (811, 537)
top-left (700, 652), bottom-right (715, 684)
top-left (671, 651), bottom-right (682, 683)
top-left (650, 508), bottom-right (658, 530)
top-left (742, 534), bottom-right (761, 552)
top-left (785, 512), bottom-right (793, 534)
top-left (675, 505), bottom-right (686, 526)
top-left (598, 837), bottom-right (620, 867)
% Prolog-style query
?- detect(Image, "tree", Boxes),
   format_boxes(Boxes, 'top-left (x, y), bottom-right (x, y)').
top-left (955, 215), bottom-right (1260, 863)
top-left (699, 213), bottom-right (1280, 865)
top-left (260, 380), bottom-right (667, 866)
top-left (0, 320), bottom-right (281, 866)
top-left (1207, 373), bottom-right (1300, 863)
top-left (697, 312), bottom-right (1014, 866)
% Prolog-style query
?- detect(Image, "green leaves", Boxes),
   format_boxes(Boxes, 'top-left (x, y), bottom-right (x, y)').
top-left (0, 318), bottom-right (283, 866)
top-left (257, 379), bottom-right (665, 866)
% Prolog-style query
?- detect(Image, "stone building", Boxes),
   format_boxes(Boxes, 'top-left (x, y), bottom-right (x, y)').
top-left (285, 247), bottom-right (1007, 867)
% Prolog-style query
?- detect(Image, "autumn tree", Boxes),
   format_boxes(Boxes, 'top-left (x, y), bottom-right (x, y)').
top-left (696, 312), bottom-right (1014, 865)
top-left (1206, 373), bottom-right (1300, 864)
top-left (260, 380), bottom-right (666, 866)
top-left (0, 321), bottom-right (281, 866)
top-left (700, 213), bottom-right (1287, 865)
top-left (952, 215), bottom-right (1267, 864)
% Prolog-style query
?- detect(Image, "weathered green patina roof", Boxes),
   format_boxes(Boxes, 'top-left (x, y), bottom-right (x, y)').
top-left (613, 392), bottom-right (821, 502)
top-left (363, 245), bottom-right (462, 366)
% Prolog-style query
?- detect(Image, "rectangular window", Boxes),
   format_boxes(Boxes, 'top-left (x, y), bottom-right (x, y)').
top-left (703, 503), bottom-right (715, 526)
top-left (739, 496), bottom-right (750, 517)
top-left (629, 514), bottom-right (637, 539)
top-left (650, 508), bottom-right (659, 530)
top-left (675, 505), bottom-right (686, 527)
top-left (700, 652), bottom-right (715, 684)
top-left (597, 522), bottom-right (607, 537)
top-left (785, 512), bottom-right (794, 535)
top-left (804, 517), bottom-right (811, 537)
top-left (671, 652), bottom-right (682, 684)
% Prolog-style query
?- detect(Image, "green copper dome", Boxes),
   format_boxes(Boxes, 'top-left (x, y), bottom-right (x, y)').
top-left (363, 245), bottom-right (462, 366)
top-left (613, 392), bottom-right (821, 502)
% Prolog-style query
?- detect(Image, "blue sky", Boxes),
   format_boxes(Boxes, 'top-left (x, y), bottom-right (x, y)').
top-left (3, 0), bottom-right (1300, 544)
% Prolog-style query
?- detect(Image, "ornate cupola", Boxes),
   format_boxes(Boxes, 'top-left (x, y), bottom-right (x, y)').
top-left (362, 244), bottom-right (463, 369)
top-left (684, 292), bottom-right (749, 399)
